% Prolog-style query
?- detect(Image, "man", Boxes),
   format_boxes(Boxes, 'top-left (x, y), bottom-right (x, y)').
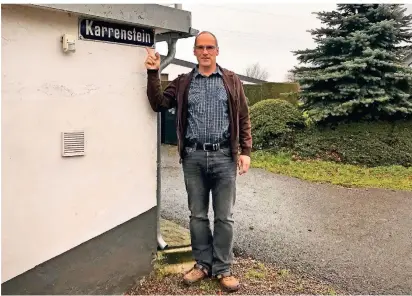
top-left (144, 31), bottom-right (252, 292)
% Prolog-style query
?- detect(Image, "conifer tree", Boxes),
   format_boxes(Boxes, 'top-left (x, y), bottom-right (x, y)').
top-left (293, 4), bottom-right (412, 124)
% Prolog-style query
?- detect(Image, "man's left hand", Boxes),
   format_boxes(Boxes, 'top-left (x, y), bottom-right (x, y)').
top-left (238, 155), bottom-right (251, 175)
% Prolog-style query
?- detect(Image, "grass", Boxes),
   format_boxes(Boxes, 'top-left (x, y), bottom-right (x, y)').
top-left (251, 150), bottom-right (412, 191)
top-left (278, 269), bottom-right (290, 278)
top-left (152, 252), bottom-right (172, 280)
top-left (198, 280), bottom-right (220, 293)
top-left (245, 262), bottom-right (267, 280)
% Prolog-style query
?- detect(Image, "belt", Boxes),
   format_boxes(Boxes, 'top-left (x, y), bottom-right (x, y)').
top-left (187, 140), bottom-right (229, 151)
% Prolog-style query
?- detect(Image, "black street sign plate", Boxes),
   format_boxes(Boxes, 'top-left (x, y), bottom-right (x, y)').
top-left (79, 18), bottom-right (155, 47)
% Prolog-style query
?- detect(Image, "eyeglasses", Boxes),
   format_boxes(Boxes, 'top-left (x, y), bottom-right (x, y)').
top-left (194, 45), bottom-right (217, 51)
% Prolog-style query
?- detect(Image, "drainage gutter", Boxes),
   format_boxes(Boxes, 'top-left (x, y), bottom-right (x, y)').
top-left (156, 35), bottom-right (178, 250)
top-left (154, 3), bottom-right (198, 251)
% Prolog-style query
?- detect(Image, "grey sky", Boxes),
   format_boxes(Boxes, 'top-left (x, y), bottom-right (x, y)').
top-left (157, 3), bottom-right (412, 82)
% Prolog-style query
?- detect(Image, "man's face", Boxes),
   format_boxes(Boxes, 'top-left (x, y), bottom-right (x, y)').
top-left (193, 33), bottom-right (219, 68)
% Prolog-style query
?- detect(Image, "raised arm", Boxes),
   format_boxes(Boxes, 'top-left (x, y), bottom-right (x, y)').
top-left (144, 47), bottom-right (177, 112)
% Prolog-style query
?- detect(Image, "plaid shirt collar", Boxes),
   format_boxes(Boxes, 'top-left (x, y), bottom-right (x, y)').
top-left (194, 64), bottom-right (222, 77)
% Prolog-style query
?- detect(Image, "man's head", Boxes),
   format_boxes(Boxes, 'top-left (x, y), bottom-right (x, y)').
top-left (193, 31), bottom-right (219, 69)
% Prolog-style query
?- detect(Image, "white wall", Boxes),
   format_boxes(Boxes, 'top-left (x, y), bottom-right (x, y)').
top-left (1, 5), bottom-right (157, 282)
top-left (162, 64), bottom-right (193, 80)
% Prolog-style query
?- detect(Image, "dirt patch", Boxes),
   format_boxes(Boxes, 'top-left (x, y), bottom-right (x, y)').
top-left (127, 256), bottom-right (344, 295)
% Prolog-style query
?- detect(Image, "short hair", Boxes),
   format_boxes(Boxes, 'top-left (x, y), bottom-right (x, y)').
top-left (194, 31), bottom-right (219, 47)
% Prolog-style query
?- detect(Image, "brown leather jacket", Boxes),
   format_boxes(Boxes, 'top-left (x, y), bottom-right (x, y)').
top-left (146, 65), bottom-right (252, 161)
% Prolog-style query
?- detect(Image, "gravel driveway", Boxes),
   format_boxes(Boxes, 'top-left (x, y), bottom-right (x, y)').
top-left (159, 145), bottom-right (412, 295)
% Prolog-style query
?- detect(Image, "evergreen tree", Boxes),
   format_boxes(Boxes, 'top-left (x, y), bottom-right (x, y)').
top-left (293, 4), bottom-right (412, 124)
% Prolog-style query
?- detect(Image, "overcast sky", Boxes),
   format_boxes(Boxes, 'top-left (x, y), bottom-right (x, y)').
top-left (156, 3), bottom-right (412, 82)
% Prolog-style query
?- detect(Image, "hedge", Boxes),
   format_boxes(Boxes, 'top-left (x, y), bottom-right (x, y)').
top-left (244, 82), bottom-right (300, 106)
top-left (292, 120), bottom-right (412, 167)
top-left (250, 99), bottom-right (305, 150)
top-left (162, 80), bottom-right (300, 106)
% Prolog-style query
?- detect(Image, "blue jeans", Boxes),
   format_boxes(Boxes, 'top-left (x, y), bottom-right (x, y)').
top-left (182, 146), bottom-right (237, 276)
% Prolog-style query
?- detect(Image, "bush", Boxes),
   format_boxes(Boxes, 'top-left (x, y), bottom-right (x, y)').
top-left (279, 92), bottom-right (299, 106)
top-left (292, 120), bottom-right (412, 167)
top-left (250, 99), bottom-right (305, 150)
top-left (244, 82), bottom-right (300, 106)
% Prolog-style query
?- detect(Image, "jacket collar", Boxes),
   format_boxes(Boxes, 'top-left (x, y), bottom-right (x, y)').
top-left (193, 64), bottom-right (223, 77)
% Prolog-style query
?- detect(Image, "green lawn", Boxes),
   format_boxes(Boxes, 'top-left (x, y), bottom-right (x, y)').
top-left (251, 151), bottom-right (412, 191)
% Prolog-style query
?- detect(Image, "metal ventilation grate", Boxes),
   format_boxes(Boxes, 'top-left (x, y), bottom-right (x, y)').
top-left (61, 131), bottom-right (85, 157)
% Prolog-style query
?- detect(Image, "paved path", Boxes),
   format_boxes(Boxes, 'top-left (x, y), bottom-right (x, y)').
top-left (159, 145), bottom-right (412, 294)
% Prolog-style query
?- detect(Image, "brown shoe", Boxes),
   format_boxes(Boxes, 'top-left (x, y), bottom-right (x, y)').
top-left (183, 264), bottom-right (208, 285)
top-left (217, 274), bottom-right (240, 292)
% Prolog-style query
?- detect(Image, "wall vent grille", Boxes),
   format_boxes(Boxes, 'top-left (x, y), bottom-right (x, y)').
top-left (62, 131), bottom-right (85, 157)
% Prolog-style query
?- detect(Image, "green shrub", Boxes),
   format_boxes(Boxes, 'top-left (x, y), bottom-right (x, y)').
top-left (264, 93), bottom-right (299, 107)
top-left (292, 120), bottom-right (412, 167)
top-left (244, 84), bottom-right (262, 106)
top-left (250, 99), bottom-right (305, 150)
top-left (244, 82), bottom-right (300, 106)
top-left (279, 92), bottom-right (299, 106)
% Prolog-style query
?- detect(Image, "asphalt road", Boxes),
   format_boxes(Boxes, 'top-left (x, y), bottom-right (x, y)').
top-left (159, 145), bottom-right (412, 294)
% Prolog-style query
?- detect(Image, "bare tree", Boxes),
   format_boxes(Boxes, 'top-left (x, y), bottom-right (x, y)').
top-left (285, 68), bottom-right (297, 82)
top-left (245, 62), bottom-right (269, 80)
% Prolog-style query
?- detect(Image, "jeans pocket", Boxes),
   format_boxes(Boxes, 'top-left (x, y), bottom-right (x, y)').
top-left (219, 147), bottom-right (232, 157)
top-left (184, 146), bottom-right (196, 158)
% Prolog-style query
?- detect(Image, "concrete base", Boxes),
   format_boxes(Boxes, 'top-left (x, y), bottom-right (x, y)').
top-left (161, 260), bottom-right (195, 275)
top-left (1, 207), bottom-right (157, 295)
top-left (156, 219), bottom-right (195, 276)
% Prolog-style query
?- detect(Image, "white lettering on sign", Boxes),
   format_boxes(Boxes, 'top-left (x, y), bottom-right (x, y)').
top-left (82, 19), bottom-right (152, 44)
top-left (86, 19), bottom-right (94, 35)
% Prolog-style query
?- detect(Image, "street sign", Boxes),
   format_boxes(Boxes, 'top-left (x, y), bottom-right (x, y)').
top-left (79, 18), bottom-right (155, 47)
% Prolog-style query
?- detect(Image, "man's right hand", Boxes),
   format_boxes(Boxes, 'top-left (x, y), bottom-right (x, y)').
top-left (145, 47), bottom-right (160, 70)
